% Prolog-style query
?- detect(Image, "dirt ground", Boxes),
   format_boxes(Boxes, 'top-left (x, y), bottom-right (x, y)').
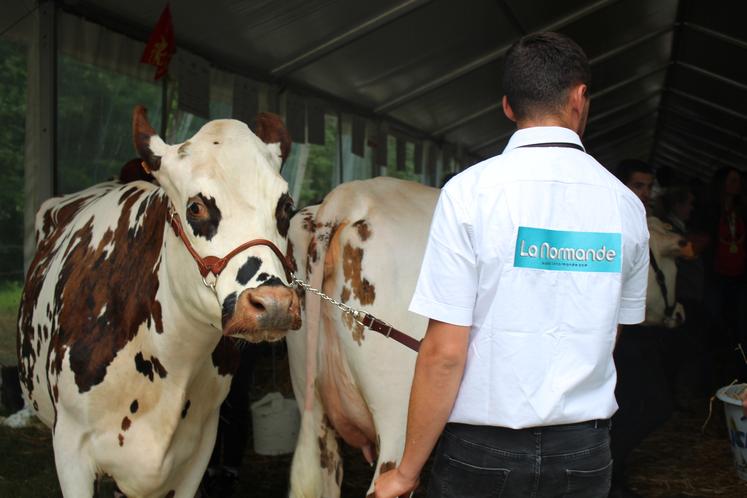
top-left (2, 344), bottom-right (747, 497)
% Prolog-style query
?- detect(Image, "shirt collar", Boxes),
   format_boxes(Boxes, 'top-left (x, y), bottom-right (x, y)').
top-left (503, 126), bottom-right (585, 154)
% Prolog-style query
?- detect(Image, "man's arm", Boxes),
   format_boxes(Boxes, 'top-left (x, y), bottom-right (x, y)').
top-left (374, 319), bottom-right (470, 498)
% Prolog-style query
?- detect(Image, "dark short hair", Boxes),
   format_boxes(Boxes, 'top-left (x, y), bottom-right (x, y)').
top-left (503, 32), bottom-right (591, 121)
top-left (615, 159), bottom-right (654, 185)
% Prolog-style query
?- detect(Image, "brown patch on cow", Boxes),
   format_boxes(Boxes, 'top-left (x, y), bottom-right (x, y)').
top-left (342, 310), bottom-right (365, 346)
top-left (318, 417), bottom-right (337, 471)
top-left (121, 416), bottom-right (131, 431)
top-left (152, 300), bottom-right (164, 334)
top-left (135, 352), bottom-right (168, 382)
top-left (164, 490), bottom-right (175, 498)
top-left (340, 287), bottom-right (350, 303)
top-left (305, 236), bottom-right (318, 276)
top-left (43, 187), bottom-right (168, 393)
top-left (118, 434), bottom-right (124, 447)
top-left (275, 193), bottom-right (294, 238)
top-left (32, 400), bottom-right (38, 411)
top-left (342, 243), bottom-right (376, 305)
top-left (119, 158), bottom-right (155, 183)
top-left (212, 337), bottom-right (240, 376)
top-left (302, 211), bottom-right (316, 233)
top-left (379, 460), bottom-right (396, 475)
top-left (52, 384), bottom-right (58, 403)
top-left (18, 194), bottom-right (97, 398)
top-left (353, 219), bottom-right (372, 241)
top-left (285, 239), bottom-right (298, 273)
top-left (130, 399), bottom-right (139, 414)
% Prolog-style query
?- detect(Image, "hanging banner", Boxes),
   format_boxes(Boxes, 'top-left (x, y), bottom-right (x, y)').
top-left (177, 52), bottom-right (210, 119)
top-left (414, 141), bottom-right (423, 174)
top-left (396, 136), bottom-right (406, 171)
top-left (307, 100), bottom-right (325, 146)
top-left (427, 143), bottom-right (439, 184)
top-left (351, 116), bottom-right (365, 157)
top-left (286, 95), bottom-right (306, 144)
top-left (375, 123), bottom-right (388, 167)
top-left (233, 76), bottom-right (259, 128)
top-left (140, 4), bottom-right (176, 80)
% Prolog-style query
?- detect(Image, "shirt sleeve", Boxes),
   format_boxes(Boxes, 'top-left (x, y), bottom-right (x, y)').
top-left (409, 189), bottom-right (478, 326)
top-left (618, 229), bottom-right (650, 325)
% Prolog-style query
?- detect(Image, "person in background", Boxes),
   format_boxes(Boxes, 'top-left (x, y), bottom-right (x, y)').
top-left (703, 167), bottom-right (746, 368)
top-left (611, 159), bottom-right (689, 498)
top-left (658, 185), bottom-right (709, 403)
top-left (375, 32), bottom-right (649, 498)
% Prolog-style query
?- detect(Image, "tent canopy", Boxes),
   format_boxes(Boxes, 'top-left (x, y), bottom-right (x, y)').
top-left (47, 0), bottom-right (747, 177)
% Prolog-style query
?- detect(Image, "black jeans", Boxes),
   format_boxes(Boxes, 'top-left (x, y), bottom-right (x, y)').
top-left (427, 421), bottom-right (612, 498)
top-left (611, 325), bottom-right (673, 484)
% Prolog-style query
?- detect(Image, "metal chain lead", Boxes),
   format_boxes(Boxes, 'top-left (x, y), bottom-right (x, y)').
top-left (290, 272), bottom-right (367, 328)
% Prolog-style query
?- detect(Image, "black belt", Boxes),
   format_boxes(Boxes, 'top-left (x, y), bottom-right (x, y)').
top-left (447, 418), bottom-right (611, 433)
top-left (517, 141), bottom-right (585, 152)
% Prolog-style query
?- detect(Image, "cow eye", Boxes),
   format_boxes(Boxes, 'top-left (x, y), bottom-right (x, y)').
top-left (186, 197), bottom-right (207, 219)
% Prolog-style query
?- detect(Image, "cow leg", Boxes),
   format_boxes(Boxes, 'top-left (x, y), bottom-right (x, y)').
top-left (168, 411), bottom-right (222, 498)
top-left (289, 397), bottom-right (342, 498)
top-left (52, 423), bottom-right (96, 498)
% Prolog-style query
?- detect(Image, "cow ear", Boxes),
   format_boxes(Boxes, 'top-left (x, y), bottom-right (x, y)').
top-left (254, 112), bottom-right (291, 170)
top-left (133, 105), bottom-right (168, 172)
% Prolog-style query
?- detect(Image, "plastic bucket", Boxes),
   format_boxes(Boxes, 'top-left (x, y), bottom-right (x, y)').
top-left (716, 383), bottom-right (747, 481)
top-left (250, 392), bottom-right (300, 456)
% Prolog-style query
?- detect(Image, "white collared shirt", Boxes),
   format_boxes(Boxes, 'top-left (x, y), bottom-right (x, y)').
top-left (410, 126), bottom-right (649, 428)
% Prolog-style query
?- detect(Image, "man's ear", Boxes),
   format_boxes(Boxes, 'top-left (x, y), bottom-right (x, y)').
top-left (502, 95), bottom-right (517, 123)
top-left (569, 84), bottom-right (588, 114)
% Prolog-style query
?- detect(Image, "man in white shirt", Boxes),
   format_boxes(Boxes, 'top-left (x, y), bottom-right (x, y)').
top-left (375, 32), bottom-right (649, 498)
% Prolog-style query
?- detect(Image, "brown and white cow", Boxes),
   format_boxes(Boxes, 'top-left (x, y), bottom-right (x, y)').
top-left (17, 106), bottom-right (301, 498)
top-left (285, 177), bottom-right (439, 497)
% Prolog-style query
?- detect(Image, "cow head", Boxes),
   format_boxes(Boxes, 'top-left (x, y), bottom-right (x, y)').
top-left (133, 106), bottom-right (301, 342)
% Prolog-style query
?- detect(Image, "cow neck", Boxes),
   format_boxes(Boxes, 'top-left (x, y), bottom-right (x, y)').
top-left (166, 203), bottom-right (293, 287)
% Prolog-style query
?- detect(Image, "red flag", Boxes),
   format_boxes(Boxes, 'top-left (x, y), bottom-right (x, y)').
top-left (140, 4), bottom-right (175, 80)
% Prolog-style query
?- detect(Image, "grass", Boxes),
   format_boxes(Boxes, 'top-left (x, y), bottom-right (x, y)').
top-left (0, 281), bottom-right (21, 367)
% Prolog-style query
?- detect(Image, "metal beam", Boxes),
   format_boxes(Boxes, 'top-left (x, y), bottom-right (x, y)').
top-left (661, 105), bottom-right (744, 140)
top-left (676, 61), bottom-right (747, 93)
top-left (651, 154), bottom-right (701, 177)
top-left (271, 0), bottom-right (431, 77)
top-left (587, 89), bottom-right (662, 124)
top-left (668, 88), bottom-right (747, 121)
top-left (591, 63), bottom-right (669, 100)
top-left (659, 125), bottom-right (747, 161)
top-left (657, 135), bottom-right (730, 166)
top-left (583, 108), bottom-right (658, 143)
top-left (589, 25), bottom-right (673, 65)
top-left (653, 148), bottom-right (712, 174)
top-left (683, 21), bottom-right (747, 51)
top-left (375, 0), bottom-right (620, 113)
top-left (656, 141), bottom-right (719, 168)
top-left (588, 128), bottom-right (654, 155)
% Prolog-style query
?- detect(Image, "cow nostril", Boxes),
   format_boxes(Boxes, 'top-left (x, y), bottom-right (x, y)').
top-left (247, 293), bottom-right (267, 313)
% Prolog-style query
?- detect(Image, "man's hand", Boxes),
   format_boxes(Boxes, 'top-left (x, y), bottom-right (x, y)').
top-left (374, 468), bottom-right (419, 498)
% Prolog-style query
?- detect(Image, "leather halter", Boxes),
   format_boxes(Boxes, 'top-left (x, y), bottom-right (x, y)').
top-left (167, 204), bottom-right (293, 284)
top-left (168, 204), bottom-right (420, 352)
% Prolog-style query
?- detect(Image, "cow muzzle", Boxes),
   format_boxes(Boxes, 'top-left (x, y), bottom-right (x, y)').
top-left (222, 284), bottom-right (302, 342)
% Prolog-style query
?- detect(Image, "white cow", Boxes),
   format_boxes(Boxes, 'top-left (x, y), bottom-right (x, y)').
top-left (17, 106), bottom-right (301, 497)
top-left (643, 216), bottom-right (688, 327)
top-left (286, 177), bottom-right (439, 497)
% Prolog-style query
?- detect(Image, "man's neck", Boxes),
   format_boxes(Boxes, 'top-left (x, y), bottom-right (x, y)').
top-left (515, 116), bottom-right (580, 135)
